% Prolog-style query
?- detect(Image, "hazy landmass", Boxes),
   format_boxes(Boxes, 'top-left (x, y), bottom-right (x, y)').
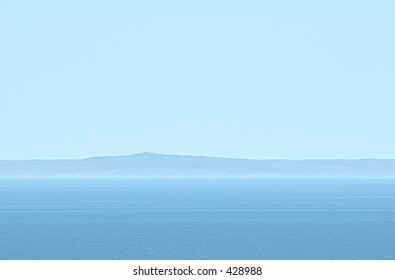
top-left (0, 152), bottom-right (395, 178)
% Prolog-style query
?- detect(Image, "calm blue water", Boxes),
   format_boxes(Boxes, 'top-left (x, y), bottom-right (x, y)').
top-left (0, 179), bottom-right (394, 259)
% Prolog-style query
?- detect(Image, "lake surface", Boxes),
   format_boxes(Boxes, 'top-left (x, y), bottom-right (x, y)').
top-left (0, 178), bottom-right (394, 259)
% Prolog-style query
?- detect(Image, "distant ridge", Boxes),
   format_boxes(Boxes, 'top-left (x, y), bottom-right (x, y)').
top-left (1, 152), bottom-right (395, 178)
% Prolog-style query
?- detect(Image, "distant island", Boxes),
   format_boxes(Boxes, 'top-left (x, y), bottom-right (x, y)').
top-left (0, 152), bottom-right (395, 178)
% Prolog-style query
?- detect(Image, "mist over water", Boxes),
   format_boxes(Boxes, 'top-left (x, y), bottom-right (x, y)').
top-left (1, 179), bottom-right (395, 259)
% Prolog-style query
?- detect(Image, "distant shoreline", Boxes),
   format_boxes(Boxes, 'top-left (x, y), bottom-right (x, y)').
top-left (1, 152), bottom-right (395, 179)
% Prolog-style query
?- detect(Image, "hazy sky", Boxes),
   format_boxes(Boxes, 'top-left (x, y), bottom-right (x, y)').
top-left (1, 0), bottom-right (394, 160)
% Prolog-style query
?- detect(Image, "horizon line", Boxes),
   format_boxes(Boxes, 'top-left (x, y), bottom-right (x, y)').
top-left (1, 152), bottom-right (395, 161)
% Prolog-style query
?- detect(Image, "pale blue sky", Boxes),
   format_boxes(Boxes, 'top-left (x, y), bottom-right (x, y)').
top-left (1, 0), bottom-right (394, 160)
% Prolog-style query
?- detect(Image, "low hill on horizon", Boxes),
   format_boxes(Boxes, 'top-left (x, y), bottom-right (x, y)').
top-left (1, 152), bottom-right (395, 178)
